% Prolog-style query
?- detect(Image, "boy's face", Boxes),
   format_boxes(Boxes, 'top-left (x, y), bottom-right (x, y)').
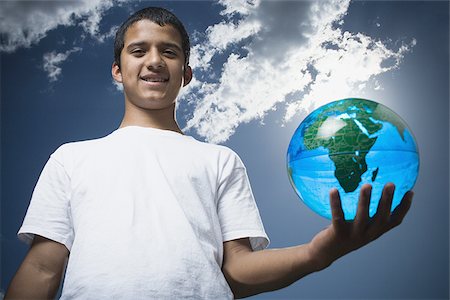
top-left (112, 20), bottom-right (192, 111)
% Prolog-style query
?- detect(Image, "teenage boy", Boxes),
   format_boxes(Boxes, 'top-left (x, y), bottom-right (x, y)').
top-left (6, 7), bottom-right (413, 299)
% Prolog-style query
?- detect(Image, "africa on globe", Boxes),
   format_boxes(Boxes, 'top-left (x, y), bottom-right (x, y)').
top-left (287, 98), bottom-right (419, 220)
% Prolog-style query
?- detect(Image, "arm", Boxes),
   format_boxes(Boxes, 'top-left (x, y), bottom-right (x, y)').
top-left (222, 183), bottom-right (413, 299)
top-left (222, 238), bottom-right (317, 298)
top-left (5, 235), bottom-right (69, 300)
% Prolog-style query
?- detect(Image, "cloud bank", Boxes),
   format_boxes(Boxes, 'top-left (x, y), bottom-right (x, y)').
top-left (0, 0), bottom-right (120, 53)
top-left (182, 0), bottom-right (416, 143)
top-left (0, 1), bottom-right (415, 143)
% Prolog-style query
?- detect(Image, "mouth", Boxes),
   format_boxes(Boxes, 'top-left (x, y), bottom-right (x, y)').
top-left (140, 74), bottom-right (169, 84)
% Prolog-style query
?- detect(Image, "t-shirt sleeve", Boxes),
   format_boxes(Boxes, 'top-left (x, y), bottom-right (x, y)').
top-left (216, 150), bottom-right (269, 251)
top-left (18, 145), bottom-right (74, 251)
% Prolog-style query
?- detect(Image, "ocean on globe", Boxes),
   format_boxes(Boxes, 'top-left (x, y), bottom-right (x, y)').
top-left (287, 98), bottom-right (419, 220)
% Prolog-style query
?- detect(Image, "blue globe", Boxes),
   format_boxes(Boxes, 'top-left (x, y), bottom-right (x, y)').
top-left (287, 98), bottom-right (419, 220)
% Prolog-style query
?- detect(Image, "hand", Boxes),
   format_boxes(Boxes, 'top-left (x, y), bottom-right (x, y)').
top-left (307, 183), bottom-right (413, 271)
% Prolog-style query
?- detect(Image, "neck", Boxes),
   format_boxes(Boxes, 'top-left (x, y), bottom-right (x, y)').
top-left (119, 102), bottom-right (183, 134)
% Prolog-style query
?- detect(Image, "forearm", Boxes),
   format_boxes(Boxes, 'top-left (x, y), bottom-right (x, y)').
top-left (222, 243), bottom-right (321, 298)
top-left (5, 260), bottom-right (63, 300)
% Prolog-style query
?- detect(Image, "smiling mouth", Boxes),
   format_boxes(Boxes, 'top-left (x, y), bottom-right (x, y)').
top-left (140, 77), bottom-right (168, 82)
top-left (140, 74), bottom-right (169, 83)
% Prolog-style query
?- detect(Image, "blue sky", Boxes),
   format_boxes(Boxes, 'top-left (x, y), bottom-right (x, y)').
top-left (1, 1), bottom-right (449, 298)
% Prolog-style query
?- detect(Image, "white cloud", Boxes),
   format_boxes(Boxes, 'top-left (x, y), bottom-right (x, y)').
top-left (43, 47), bottom-right (81, 82)
top-left (217, 0), bottom-right (261, 16)
top-left (0, 0), bottom-right (118, 53)
top-left (182, 0), bottom-right (415, 144)
top-left (96, 25), bottom-right (120, 43)
top-left (112, 79), bottom-right (124, 92)
top-left (190, 18), bottom-right (261, 71)
top-left (1, 1), bottom-right (124, 82)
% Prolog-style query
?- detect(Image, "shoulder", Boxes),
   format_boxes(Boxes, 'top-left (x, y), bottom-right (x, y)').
top-left (49, 133), bottom-right (112, 172)
top-left (189, 138), bottom-right (234, 155)
top-left (187, 138), bottom-right (244, 167)
top-left (187, 141), bottom-right (248, 183)
top-left (52, 135), bottom-right (108, 157)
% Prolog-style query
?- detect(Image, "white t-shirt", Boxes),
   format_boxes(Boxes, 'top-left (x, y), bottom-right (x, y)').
top-left (18, 126), bottom-right (269, 299)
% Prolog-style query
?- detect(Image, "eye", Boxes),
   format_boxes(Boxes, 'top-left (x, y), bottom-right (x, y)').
top-left (163, 49), bottom-right (177, 57)
top-left (131, 49), bottom-right (145, 56)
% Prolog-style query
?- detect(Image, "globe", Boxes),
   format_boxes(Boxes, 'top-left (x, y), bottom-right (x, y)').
top-left (287, 98), bottom-right (419, 220)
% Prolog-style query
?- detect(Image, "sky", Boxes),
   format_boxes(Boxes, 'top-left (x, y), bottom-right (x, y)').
top-left (1, 0), bottom-right (449, 299)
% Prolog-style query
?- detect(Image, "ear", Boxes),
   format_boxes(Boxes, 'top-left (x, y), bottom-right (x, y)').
top-left (183, 65), bottom-right (193, 87)
top-left (111, 62), bottom-right (123, 83)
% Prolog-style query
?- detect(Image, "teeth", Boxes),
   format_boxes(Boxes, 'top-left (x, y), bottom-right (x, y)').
top-left (142, 78), bottom-right (166, 82)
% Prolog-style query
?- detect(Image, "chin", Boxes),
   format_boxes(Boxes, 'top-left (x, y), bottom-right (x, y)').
top-left (137, 100), bottom-right (175, 111)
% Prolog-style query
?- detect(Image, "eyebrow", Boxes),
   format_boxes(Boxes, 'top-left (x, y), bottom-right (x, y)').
top-left (126, 41), bottom-right (182, 52)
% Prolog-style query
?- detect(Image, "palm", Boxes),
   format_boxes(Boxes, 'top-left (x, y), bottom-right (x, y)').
top-left (308, 183), bottom-right (413, 270)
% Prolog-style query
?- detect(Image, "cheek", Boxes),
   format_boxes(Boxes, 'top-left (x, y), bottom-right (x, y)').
top-left (122, 66), bottom-right (140, 83)
top-left (174, 68), bottom-right (185, 85)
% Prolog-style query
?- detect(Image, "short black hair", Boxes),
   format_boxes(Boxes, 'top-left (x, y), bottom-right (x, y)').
top-left (113, 7), bottom-right (190, 69)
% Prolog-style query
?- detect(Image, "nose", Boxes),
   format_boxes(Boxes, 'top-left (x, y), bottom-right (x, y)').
top-left (146, 48), bottom-right (165, 70)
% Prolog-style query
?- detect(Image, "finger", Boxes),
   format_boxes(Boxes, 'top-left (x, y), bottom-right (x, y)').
top-left (366, 183), bottom-right (395, 241)
top-left (374, 183), bottom-right (395, 224)
top-left (388, 190), bottom-right (414, 230)
top-left (354, 184), bottom-right (372, 230)
top-left (330, 188), bottom-right (345, 231)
